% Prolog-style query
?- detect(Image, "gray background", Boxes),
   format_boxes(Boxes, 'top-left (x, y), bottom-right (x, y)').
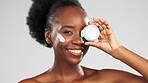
top-left (0, 0), bottom-right (148, 83)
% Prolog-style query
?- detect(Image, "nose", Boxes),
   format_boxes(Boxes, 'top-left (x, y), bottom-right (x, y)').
top-left (71, 34), bottom-right (83, 45)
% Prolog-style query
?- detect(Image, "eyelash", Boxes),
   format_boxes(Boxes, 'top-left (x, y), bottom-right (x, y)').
top-left (63, 31), bottom-right (73, 35)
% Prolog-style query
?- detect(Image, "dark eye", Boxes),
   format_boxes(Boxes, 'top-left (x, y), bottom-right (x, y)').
top-left (64, 31), bottom-right (73, 35)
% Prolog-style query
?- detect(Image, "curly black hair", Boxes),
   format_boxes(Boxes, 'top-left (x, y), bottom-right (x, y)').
top-left (27, 0), bottom-right (86, 48)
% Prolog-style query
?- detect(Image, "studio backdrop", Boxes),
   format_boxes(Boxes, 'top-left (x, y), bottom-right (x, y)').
top-left (0, 0), bottom-right (148, 83)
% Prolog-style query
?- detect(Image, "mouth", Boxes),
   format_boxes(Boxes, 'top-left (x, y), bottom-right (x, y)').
top-left (67, 49), bottom-right (83, 57)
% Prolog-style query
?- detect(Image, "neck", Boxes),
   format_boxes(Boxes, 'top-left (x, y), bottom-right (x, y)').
top-left (50, 57), bottom-right (85, 81)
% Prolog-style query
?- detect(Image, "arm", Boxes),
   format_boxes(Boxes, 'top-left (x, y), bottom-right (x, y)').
top-left (85, 18), bottom-right (148, 81)
top-left (111, 46), bottom-right (148, 80)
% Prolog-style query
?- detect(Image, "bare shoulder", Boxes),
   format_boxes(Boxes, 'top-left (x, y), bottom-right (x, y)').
top-left (99, 69), bottom-right (148, 83)
top-left (82, 66), bottom-right (98, 76)
top-left (82, 67), bottom-right (147, 83)
top-left (19, 78), bottom-right (40, 83)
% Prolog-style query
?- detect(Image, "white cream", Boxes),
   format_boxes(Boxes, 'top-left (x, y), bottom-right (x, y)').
top-left (57, 33), bottom-right (65, 42)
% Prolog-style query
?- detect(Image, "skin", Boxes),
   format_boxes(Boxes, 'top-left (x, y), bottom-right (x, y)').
top-left (19, 6), bottom-right (148, 83)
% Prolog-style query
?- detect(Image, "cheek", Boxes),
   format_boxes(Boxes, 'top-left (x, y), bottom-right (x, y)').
top-left (51, 35), bottom-right (60, 48)
top-left (52, 33), bottom-right (70, 48)
top-left (58, 33), bottom-right (74, 43)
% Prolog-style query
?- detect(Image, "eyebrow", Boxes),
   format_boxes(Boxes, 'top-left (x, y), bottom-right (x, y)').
top-left (61, 25), bottom-right (75, 29)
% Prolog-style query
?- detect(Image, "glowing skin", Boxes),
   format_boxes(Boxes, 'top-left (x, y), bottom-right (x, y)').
top-left (45, 7), bottom-right (90, 66)
top-left (51, 15), bottom-right (90, 47)
top-left (50, 23), bottom-right (61, 47)
top-left (57, 33), bottom-right (82, 43)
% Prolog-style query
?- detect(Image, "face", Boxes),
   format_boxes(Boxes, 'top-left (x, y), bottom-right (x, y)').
top-left (46, 6), bottom-right (89, 65)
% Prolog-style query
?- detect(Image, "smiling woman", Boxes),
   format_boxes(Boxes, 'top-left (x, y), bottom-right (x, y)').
top-left (19, 0), bottom-right (148, 83)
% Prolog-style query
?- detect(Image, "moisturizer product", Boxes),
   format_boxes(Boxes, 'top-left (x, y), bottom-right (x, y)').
top-left (57, 33), bottom-right (65, 42)
top-left (81, 25), bottom-right (99, 42)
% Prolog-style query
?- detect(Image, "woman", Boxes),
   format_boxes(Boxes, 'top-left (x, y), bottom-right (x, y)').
top-left (20, 0), bottom-right (148, 83)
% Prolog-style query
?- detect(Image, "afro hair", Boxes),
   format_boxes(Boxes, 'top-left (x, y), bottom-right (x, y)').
top-left (27, 0), bottom-right (85, 48)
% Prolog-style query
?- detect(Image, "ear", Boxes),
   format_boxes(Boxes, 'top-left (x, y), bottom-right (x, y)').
top-left (45, 29), bottom-right (52, 44)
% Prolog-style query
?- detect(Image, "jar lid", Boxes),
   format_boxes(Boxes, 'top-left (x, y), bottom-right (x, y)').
top-left (81, 25), bottom-right (99, 42)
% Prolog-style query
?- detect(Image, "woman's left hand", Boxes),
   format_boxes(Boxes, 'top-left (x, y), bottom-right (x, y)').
top-left (85, 18), bottom-right (120, 56)
top-left (85, 18), bottom-right (148, 81)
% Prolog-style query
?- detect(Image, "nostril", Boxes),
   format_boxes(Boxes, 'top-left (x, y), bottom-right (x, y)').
top-left (72, 36), bottom-right (84, 45)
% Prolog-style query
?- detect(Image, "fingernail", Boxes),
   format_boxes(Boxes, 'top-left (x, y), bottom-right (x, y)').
top-left (85, 42), bottom-right (89, 45)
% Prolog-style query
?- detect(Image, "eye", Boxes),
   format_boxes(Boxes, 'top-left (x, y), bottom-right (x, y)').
top-left (64, 31), bottom-right (73, 35)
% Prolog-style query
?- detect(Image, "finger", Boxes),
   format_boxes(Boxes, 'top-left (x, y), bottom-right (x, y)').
top-left (100, 19), bottom-right (112, 30)
top-left (100, 19), bottom-right (112, 28)
top-left (93, 18), bottom-right (109, 30)
top-left (89, 21), bottom-right (103, 32)
top-left (106, 26), bottom-right (114, 35)
top-left (99, 25), bottom-right (104, 31)
top-left (98, 34), bottom-right (104, 40)
top-left (99, 19), bottom-right (106, 24)
top-left (93, 18), bottom-right (102, 25)
top-left (88, 21), bottom-right (94, 25)
top-left (104, 21), bottom-right (109, 25)
top-left (100, 29), bottom-right (107, 36)
top-left (106, 24), bottom-right (112, 29)
top-left (94, 18), bottom-right (109, 26)
top-left (104, 21), bottom-right (111, 30)
top-left (89, 21), bottom-right (100, 26)
top-left (85, 41), bottom-right (101, 48)
top-left (102, 24), bottom-right (106, 29)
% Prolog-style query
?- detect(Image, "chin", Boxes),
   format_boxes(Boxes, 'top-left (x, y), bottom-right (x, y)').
top-left (68, 58), bottom-right (83, 65)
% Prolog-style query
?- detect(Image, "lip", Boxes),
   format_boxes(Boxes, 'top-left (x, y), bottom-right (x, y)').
top-left (66, 48), bottom-right (83, 57)
top-left (67, 47), bottom-right (83, 50)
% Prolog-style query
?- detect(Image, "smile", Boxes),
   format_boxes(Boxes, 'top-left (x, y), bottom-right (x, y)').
top-left (67, 49), bottom-right (83, 56)
top-left (68, 50), bottom-right (82, 53)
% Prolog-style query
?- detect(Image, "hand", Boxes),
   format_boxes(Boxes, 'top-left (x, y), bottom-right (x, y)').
top-left (85, 18), bottom-right (120, 56)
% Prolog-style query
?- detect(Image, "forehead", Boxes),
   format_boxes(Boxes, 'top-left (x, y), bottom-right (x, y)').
top-left (55, 6), bottom-right (88, 26)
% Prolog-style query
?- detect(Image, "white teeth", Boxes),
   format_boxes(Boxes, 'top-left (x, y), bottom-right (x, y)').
top-left (68, 50), bottom-right (82, 53)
